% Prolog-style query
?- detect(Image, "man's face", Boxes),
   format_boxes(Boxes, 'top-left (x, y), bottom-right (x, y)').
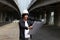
top-left (24, 15), bottom-right (28, 20)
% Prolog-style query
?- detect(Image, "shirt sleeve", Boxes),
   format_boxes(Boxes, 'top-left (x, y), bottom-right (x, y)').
top-left (29, 20), bottom-right (34, 26)
top-left (19, 21), bottom-right (28, 29)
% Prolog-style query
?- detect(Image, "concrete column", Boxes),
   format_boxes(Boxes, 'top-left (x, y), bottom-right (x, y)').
top-left (0, 12), bottom-right (3, 22)
top-left (58, 15), bottom-right (60, 26)
top-left (3, 13), bottom-right (7, 22)
top-left (54, 4), bottom-right (60, 27)
top-left (39, 15), bottom-right (42, 20)
top-left (56, 12), bottom-right (60, 26)
top-left (44, 13), bottom-right (47, 24)
top-left (49, 12), bottom-right (54, 25)
top-left (0, 13), bottom-right (1, 21)
top-left (46, 11), bottom-right (50, 25)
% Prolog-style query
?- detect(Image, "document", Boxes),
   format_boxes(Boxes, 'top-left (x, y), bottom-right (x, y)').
top-left (29, 21), bottom-right (44, 34)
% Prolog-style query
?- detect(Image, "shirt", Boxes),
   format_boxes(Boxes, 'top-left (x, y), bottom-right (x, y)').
top-left (25, 21), bottom-right (30, 38)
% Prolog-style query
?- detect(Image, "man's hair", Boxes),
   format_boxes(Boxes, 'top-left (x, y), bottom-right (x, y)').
top-left (22, 13), bottom-right (29, 18)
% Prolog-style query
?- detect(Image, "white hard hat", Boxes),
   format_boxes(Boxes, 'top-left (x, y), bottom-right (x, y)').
top-left (22, 9), bottom-right (29, 13)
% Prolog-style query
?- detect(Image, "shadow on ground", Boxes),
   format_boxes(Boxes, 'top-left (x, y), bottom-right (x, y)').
top-left (32, 25), bottom-right (60, 40)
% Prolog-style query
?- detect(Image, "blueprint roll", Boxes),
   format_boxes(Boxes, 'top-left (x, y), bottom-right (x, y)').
top-left (29, 21), bottom-right (44, 35)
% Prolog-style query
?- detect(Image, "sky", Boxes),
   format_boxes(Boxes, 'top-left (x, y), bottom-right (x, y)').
top-left (14, 0), bottom-right (32, 14)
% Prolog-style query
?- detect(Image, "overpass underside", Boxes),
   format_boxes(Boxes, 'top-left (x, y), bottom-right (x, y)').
top-left (29, 2), bottom-right (60, 27)
top-left (0, 0), bottom-right (20, 26)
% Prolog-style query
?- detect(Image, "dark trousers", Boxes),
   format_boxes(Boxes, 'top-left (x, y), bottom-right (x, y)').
top-left (25, 38), bottom-right (29, 40)
top-left (20, 35), bottom-right (32, 40)
top-left (20, 38), bottom-right (29, 40)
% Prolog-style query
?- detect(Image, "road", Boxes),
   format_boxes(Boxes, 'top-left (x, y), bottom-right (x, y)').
top-left (31, 25), bottom-right (60, 40)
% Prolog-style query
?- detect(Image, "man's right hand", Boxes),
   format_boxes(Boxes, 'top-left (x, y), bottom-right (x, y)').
top-left (28, 26), bottom-right (33, 30)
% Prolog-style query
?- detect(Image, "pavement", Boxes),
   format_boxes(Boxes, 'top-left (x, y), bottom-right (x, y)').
top-left (0, 22), bottom-right (19, 40)
top-left (0, 22), bottom-right (60, 40)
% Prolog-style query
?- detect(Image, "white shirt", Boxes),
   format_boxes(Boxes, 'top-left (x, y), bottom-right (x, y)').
top-left (25, 21), bottom-right (30, 38)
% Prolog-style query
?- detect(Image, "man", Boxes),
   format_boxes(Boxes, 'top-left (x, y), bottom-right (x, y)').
top-left (19, 9), bottom-right (33, 40)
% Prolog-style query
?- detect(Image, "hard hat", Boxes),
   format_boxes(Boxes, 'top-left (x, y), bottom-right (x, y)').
top-left (22, 9), bottom-right (29, 14)
top-left (21, 9), bottom-right (29, 17)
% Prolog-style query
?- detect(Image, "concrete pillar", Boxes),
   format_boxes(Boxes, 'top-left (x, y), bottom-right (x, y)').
top-left (46, 11), bottom-right (50, 24)
top-left (58, 15), bottom-right (60, 26)
top-left (0, 12), bottom-right (3, 22)
top-left (39, 15), bottom-right (42, 20)
top-left (49, 12), bottom-right (54, 25)
top-left (54, 12), bottom-right (60, 26)
top-left (54, 4), bottom-right (60, 27)
top-left (44, 13), bottom-right (47, 24)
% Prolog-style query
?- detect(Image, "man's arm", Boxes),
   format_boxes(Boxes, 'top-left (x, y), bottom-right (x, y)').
top-left (30, 20), bottom-right (34, 26)
top-left (19, 22), bottom-right (28, 29)
top-left (29, 20), bottom-right (34, 30)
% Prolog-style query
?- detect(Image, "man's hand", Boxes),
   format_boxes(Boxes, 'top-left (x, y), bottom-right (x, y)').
top-left (30, 26), bottom-right (33, 29)
top-left (28, 26), bottom-right (33, 30)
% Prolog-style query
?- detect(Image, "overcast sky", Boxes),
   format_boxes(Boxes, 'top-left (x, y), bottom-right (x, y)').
top-left (17, 0), bottom-right (32, 14)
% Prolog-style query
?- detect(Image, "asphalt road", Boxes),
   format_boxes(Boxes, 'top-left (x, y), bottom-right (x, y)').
top-left (31, 25), bottom-right (60, 40)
